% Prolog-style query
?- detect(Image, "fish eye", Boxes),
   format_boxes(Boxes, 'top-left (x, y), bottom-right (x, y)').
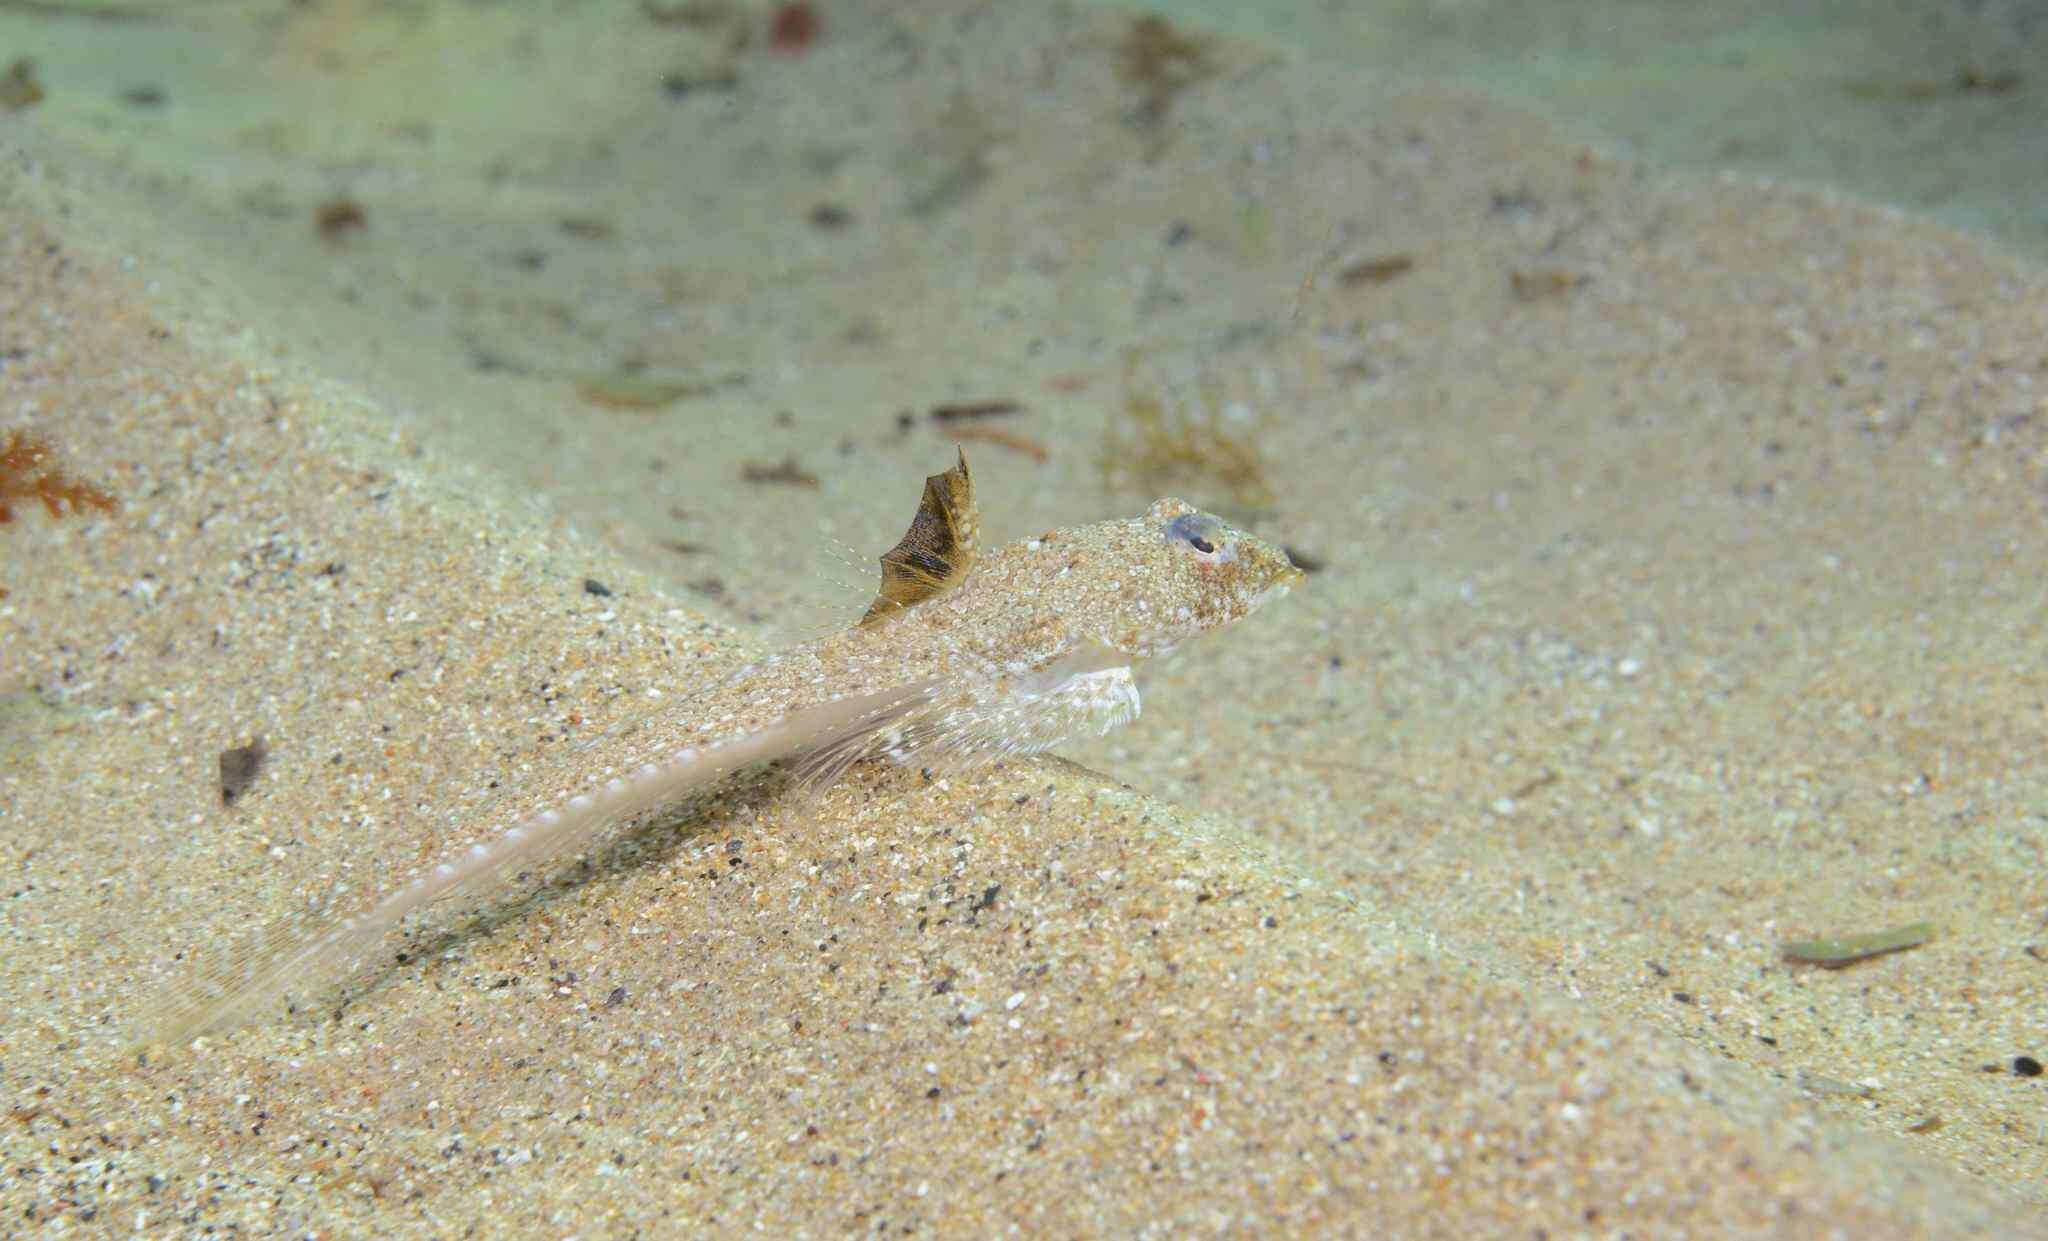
top-left (1166, 512), bottom-right (1231, 560)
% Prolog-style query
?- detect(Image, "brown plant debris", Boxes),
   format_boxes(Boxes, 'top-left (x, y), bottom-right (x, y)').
top-left (1114, 14), bottom-right (1211, 127)
top-left (741, 456), bottom-right (819, 487)
top-left (948, 425), bottom-right (1049, 463)
top-left (0, 57), bottom-right (44, 111)
top-left (1101, 355), bottom-right (1272, 509)
top-left (929, 400), bottom-right (1022, 423)
top-left (0, 431), bottom-right (118, 525)
top-left (1338, 254), bottom-right (1416, 287)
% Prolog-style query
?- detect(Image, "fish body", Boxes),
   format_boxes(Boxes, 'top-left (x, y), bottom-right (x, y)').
top-left (136, 459), bottom-right (1299, 1048)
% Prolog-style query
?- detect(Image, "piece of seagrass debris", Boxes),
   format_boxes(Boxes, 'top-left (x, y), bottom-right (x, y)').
top-left (1780, 919), bottom-right (1934, 968)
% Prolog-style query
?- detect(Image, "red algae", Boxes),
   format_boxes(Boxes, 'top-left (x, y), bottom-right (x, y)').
top-left (769, 2), bottom-right (820, 55)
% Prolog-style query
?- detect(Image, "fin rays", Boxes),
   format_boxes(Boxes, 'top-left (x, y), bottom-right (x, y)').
top-left (860, 447), bottom-right (978, 626)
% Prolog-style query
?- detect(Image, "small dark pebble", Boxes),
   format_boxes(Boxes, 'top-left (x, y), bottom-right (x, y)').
top-left (1956, 67), bottom-right (2022, 95)
top-left (925, 1086), bottom-right (941, 1099)
top-left (807, 203), bottom-right (852, 231)
top-left (606, 986), bottom-right (627, 1008)
top-left (661, 69), bottom-right (734, 98)
top-left (315, 198), bottom-right (367, 241)
top-left (219, 736), bottom-right (269, 805)
top-left (1671, 991), bottom-right (1694, 1004)
top-left (558, 215), bottom-right (616, 241)
top-left (2016, 1056), bottom-right (2043, 1078)
top-left (583, 578), bottom-right (612, 597)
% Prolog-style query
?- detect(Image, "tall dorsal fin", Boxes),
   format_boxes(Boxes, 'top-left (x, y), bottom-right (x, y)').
top-left (860, 448), bottom-right (978, 626)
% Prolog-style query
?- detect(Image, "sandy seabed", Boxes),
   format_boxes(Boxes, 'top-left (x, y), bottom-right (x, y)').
top-left (2, 1), bottom-right (2045, 1234)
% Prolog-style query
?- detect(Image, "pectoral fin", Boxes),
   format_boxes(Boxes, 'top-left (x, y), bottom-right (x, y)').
top-left (877, 641), bottom-right (1141, 775)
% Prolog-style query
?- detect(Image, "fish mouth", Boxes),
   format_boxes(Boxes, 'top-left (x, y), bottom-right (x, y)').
top-left (1248, 577), bottom-right (1298, 613)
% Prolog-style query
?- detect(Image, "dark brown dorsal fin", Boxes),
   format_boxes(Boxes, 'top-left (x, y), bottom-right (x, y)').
top-left (860, 448), bottom-right (978, 626)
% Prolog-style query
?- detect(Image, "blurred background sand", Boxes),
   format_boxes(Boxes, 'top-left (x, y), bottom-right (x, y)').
top-left (2, 0), bottom-right (2045, 1233)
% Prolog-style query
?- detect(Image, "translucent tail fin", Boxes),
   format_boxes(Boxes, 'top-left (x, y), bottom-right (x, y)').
top-left (130, 685), bottom-right (933, 1051)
